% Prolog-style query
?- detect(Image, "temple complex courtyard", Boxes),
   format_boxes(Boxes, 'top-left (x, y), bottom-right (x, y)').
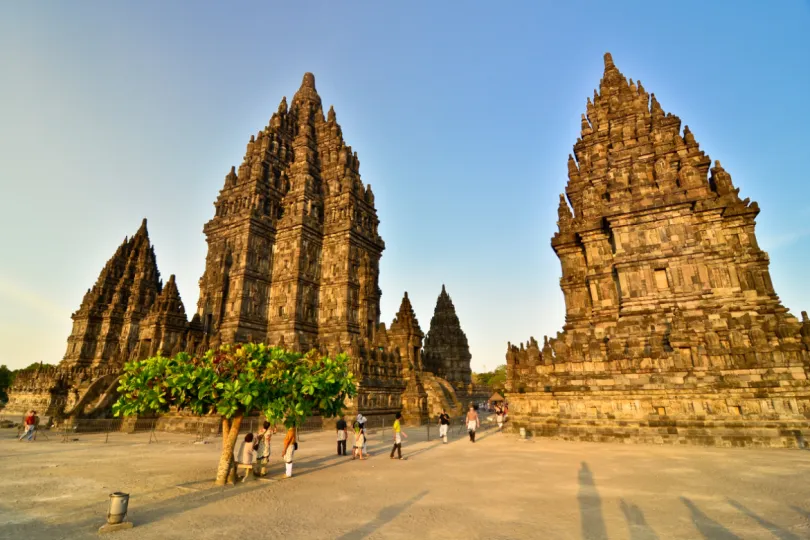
top-left (1, 423), bottom-right (809, 539)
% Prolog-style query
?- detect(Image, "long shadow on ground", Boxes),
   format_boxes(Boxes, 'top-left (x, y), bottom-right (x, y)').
top-left (620, 499), bottom-right (659, 540)
top-left (336, 490), bottom-right (429, 540)
top-left (727, 499), bottom-right (802, 540)
top-left (578, 461), bottom-right (608, 540)
top-left (680, 497), bottom-right (741, 540)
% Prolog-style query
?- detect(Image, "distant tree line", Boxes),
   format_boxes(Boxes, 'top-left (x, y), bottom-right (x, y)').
top-left (473, 364), bottom-right (506, 391)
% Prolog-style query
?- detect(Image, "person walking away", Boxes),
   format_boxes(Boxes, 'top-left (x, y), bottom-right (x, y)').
top-left (336, 416), bottom-right (348, 456)
top-left (234, 433), bottom-right (256, 482)
top-left (282, 426), bottom-right (297, 478)
top-left (255, 421), bottom-right (275, 476)
top-left (496, 405), bottom-right (504, 432)
top-left (438, 409), bottom-right (450, 444)
top-left (390, 412), bottom-right (408, 459)
top-left (466, 405), bottom-right (480, 443)
top-left (354, 427), bottom-right (367, 460)
top-left (19, 410), bottom-right (35, 442)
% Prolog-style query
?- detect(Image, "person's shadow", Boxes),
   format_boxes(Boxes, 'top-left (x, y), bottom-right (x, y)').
top-left (336, 490), bottom-right (429, 539)
top-left (578, 462), bottom-right (608, 540)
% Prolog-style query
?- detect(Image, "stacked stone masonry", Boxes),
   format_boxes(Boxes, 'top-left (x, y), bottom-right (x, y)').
top-left (505, 53), bottom-right (810, 448)
top-left (4, 74), bottom-right (475, 425)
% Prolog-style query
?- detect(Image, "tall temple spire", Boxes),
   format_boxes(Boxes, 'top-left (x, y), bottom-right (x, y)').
top-left (64, 219), bottom-right (164, 367)
top-left (505, 54), bottom-right (808, 448)
top-left (423, 285), bottom-right (472, 390)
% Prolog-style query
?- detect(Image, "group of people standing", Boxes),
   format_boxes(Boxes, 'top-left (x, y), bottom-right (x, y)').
top-left (234, 422), bottom-right (299, 481)
top-left (232, 403), bottom-right (491, 482)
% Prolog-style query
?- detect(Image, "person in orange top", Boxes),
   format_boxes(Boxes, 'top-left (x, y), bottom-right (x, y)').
top-left (282, 426), bottom-right (297, 478)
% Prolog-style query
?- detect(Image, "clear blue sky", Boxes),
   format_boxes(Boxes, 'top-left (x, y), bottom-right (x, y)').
top-left (1, 1), bottom-right (809, 372)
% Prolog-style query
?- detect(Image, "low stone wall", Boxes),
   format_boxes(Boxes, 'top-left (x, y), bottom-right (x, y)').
top-left (508, 389), bottom-right (810, 448)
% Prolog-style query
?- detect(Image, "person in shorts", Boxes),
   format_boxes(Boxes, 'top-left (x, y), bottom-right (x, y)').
top-left (438, 409), bottom-right (450, 444)
top-left (466, 405), bottom-right (480, 443)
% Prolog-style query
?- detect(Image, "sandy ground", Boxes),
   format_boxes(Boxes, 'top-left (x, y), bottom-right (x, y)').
top-left (1, 420), bottom-right (809, 540)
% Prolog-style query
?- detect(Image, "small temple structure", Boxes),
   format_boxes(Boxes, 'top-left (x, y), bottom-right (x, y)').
top-left (505, 53), bottom-right (810, 447)
top-left (423, 285), bottom-right (473, 392)
top-left (4, 74), bottom-right (475, 424)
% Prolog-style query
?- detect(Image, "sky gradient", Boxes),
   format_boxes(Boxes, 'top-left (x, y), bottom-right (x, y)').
top-left (1, 1), bottom-right (809, 372)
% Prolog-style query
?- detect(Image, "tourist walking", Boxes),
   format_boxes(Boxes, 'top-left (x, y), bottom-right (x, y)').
top-left (354, 426), bottom-right (367, 460)
top-left (18, 410), bottom-right (36, 442)
top-left (336, 416), bottom-right (348, 456)
top-left (255, 421), bottom-right (275, 476)
top-left (390, 412), bottom-right (408, 459)
top-left (466, 405), bottom-right (480, 443)
top-left (496, 405), bottom-right (504, 432)
top-left (235, 432), bottom-right (256, 482)
top-left (282, 425), bottom-right (298, 478)
top-left (438, 409), bottom-right (450, 444)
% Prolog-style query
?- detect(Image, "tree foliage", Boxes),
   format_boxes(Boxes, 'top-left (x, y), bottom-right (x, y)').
top-left (0, 365), bottom-right (13, 404)
top-left (113, 343), bottom-right (356, 427)
top-left (474, 364), bottom-right (507, 391)
top-left (113, 343), bottom-right (357, 485)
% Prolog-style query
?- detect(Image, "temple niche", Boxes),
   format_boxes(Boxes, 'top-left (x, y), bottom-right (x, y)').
top-left (505, 53), bottom-right (810, 447)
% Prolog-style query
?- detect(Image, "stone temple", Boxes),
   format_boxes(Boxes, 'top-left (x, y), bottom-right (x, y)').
top-left (5, 74), bottom-right (476, 424)
top-left (505, 54), bottom-right (810, 447)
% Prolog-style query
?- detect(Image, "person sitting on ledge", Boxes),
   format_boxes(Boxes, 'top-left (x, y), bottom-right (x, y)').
top-left (235, 432), bottom-right (256, 482)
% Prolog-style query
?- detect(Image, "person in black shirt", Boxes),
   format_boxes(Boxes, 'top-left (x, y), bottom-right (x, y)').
top-left (336, 416), bottom-right (348, 455)
top-left (438, 409), bottom-right (450, 444)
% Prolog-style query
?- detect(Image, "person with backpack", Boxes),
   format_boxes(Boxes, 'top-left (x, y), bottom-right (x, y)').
top-left (282, 425), bottom-right (297, 478)
top-left (438, 409), bottom-right (450, 444)
top-left (390, 412), bottom-right (408, 459)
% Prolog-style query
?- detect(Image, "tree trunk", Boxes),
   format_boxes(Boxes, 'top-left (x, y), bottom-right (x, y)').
top-left (215, 414), bottom-right (243, 486)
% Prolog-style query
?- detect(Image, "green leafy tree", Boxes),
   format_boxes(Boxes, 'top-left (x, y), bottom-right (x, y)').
top-left (0, 365), bottom-right (14, 404)
top-left (113, 343), bottom-right (357, 485)
top-left (475, 364), bottom-right (507, 391)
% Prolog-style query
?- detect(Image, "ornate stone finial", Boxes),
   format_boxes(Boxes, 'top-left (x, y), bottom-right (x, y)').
top-left (328, 105), bottom-right (336, 122)
top-left (581, 114), bottom-right (591, 132)
top-left (604, 52), bottom-right (614, 69)
top-left (683, 125), bottom-right (696, 145)
top-left (442, 283), bottom-right (446, 294)
top-left (557, 193), bottom-right (573, 227)
top-left (802, 311), bottom-right (808, 322)
top-left (650, 93), bottom-right (663, 115)
top-left (568, 154), bottom-right (578, 175)
top-left (278, 96), bottom-right (288, 114)
top-left (301, 72), bottom-right (316, 90)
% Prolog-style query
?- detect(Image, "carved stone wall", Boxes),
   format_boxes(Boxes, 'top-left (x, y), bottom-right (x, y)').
top-left (505, 54), bottom-right (810, 447)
